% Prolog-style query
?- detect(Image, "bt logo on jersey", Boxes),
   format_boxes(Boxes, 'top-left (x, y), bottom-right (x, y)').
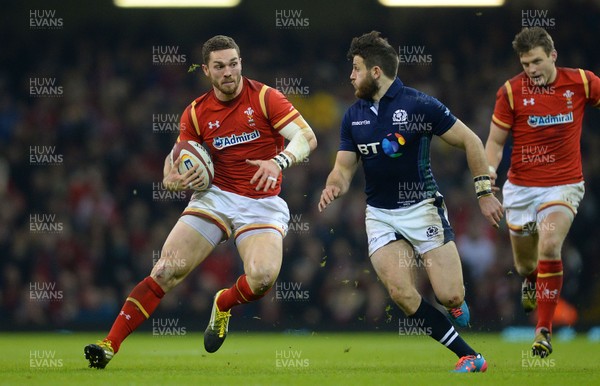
top-left (357, 142), bottom-right (380, 155)
top-left (382, 133), bottom-right (406, 158)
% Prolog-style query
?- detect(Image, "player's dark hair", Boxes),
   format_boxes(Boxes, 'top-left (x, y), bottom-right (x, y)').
top-left (512, 27), bottom-right (555, 56)
top-left (202, 35), bottom-right (241, 64)
top-left (347, 31), bottom-right (399, 78)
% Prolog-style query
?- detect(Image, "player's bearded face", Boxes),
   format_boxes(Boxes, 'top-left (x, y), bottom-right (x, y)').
top-left (354, 72), bottom-right (380, 101)
top-left (204, 49), bottom-right (242, 99)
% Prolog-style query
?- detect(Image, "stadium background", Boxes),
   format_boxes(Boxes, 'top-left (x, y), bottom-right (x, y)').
top-left (1, 0), bottom-right (599, 336)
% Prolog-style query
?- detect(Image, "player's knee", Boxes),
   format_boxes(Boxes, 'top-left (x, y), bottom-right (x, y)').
top-left (246, 266), bottom-right (279, 294)
top-left (150, 251), bottom-right (192, 291)
top-left (514, 260), bottom-right (537, 276)
top-left (437, 293), bottom-right (464, 309)
top-left (388, 285), bottom-right (418, 309)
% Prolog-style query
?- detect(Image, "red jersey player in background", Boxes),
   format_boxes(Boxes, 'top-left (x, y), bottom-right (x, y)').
top-left (485, 27), bottom-right (600, 358)
top-left (85, 35), bottom-right (317, 368)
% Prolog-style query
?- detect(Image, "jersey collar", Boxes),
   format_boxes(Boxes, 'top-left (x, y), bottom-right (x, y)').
top-left (382, 77), bottom-right (404, 99)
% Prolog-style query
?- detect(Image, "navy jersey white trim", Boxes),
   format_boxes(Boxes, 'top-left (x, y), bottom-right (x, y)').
top-left (340, 78), bottom-right (457, 209)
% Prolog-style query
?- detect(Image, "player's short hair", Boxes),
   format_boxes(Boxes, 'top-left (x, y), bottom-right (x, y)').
top-left (202, 35), bottom-right (241, 64)
top-left (347, 31), bottom-right (399, 79)
top-left (512, 27), bottom-right (555, 56)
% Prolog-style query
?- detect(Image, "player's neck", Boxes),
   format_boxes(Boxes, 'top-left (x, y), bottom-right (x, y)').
top-left (373, 76), bottom-right (394, 102)
top-left (546, 67), bottom-right (558, 85)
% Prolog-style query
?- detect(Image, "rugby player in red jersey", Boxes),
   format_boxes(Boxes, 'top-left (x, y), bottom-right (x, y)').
top-left (85, 35), bottom-right (317, 368)
top-left (486, 27), bottom-right (600, 358)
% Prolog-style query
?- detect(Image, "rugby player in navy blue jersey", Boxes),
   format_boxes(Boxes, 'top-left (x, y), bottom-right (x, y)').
top-left (319, 31), bottom-right (503, 373)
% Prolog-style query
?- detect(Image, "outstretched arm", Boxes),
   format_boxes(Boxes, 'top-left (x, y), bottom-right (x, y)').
top-left (318, 150), bottom-right (359, 212)
top-left (440, 119), bottom-right (504, 228)
top-left (485, 122), bottom-right (510, 186)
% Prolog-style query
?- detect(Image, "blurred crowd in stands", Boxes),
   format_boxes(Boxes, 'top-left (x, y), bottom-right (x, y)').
top-left (1, 0), bottom-right (600, 333)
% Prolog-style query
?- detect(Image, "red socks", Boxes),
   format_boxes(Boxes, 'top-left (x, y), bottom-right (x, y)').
top-left (106, 276), bottom-right (165, 353)
top-left (217, 274), bottom-right (266, 311)
top-left (104, 275), bottom-right (266, 353)
top-left (536, 260), bottom-right (563, 333)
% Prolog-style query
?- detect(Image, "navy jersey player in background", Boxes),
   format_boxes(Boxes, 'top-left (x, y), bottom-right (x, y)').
top-left (318, 31), bottom-right (503, 372)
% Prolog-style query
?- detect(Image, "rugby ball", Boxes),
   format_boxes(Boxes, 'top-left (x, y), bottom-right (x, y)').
top-left (170, 140), bottom-right (214, 190)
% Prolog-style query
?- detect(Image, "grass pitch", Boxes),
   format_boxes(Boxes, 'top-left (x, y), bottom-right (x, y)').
top-left (1, 331), bottom-right (599, 386)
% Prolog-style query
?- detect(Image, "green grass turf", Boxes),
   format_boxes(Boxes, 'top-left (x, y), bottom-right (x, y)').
top-left (1, 332), bottom-right (599, 386)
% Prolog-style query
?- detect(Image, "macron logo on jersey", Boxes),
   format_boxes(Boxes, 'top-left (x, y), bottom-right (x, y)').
top-left (351, 120), bottom-right (371, 126)
top-left (527, 112), bottom-right (573, 127)
top-left (213, 130), bottom-right (260, 149)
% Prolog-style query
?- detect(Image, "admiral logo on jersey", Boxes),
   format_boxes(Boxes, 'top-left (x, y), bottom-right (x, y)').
top-left (527, 112), bottom-right (573, 127)
top-left (213, 130), bottom-right (261, 149)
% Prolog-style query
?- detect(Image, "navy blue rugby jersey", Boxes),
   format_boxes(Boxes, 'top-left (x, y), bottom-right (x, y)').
top-left (339, 78), bottom-right (457, 209)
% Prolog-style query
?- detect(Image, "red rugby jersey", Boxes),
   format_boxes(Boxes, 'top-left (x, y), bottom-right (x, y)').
top-left (492, 67), bottom-right (600, 186)
top-left (177, 77), bottom-right (300, 198)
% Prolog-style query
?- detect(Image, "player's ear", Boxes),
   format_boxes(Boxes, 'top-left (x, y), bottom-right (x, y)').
top-left (202, 64), bottom-right (210, 76)
top-left (550, 49), bottom-right (557, 63)
top-left (371, 65), bottom-right (382, 79)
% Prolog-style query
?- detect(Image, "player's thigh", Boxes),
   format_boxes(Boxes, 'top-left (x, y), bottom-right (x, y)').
top-left (370, 240), bottom-right (420, 313)
top-left (423, 241), bottom-right (464, 307)
top-left (151, 220), bottom-right (215, 289)
top-left (236, 231), bottom-right (283, 292)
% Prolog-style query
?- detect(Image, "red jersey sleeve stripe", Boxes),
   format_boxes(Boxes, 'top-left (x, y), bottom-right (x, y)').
top-left (578, 69), bottom-right (590, 99)
top-left (190, 100), bottom-right (201, 136)
top-left (492, 114), bottom-right (511, 129)
top-left (504, 80), bottom-right (514, 110)
top-left (273, 110), bottom-right (300, 130)
top-left (258, 85), bottom-right (269, 119)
